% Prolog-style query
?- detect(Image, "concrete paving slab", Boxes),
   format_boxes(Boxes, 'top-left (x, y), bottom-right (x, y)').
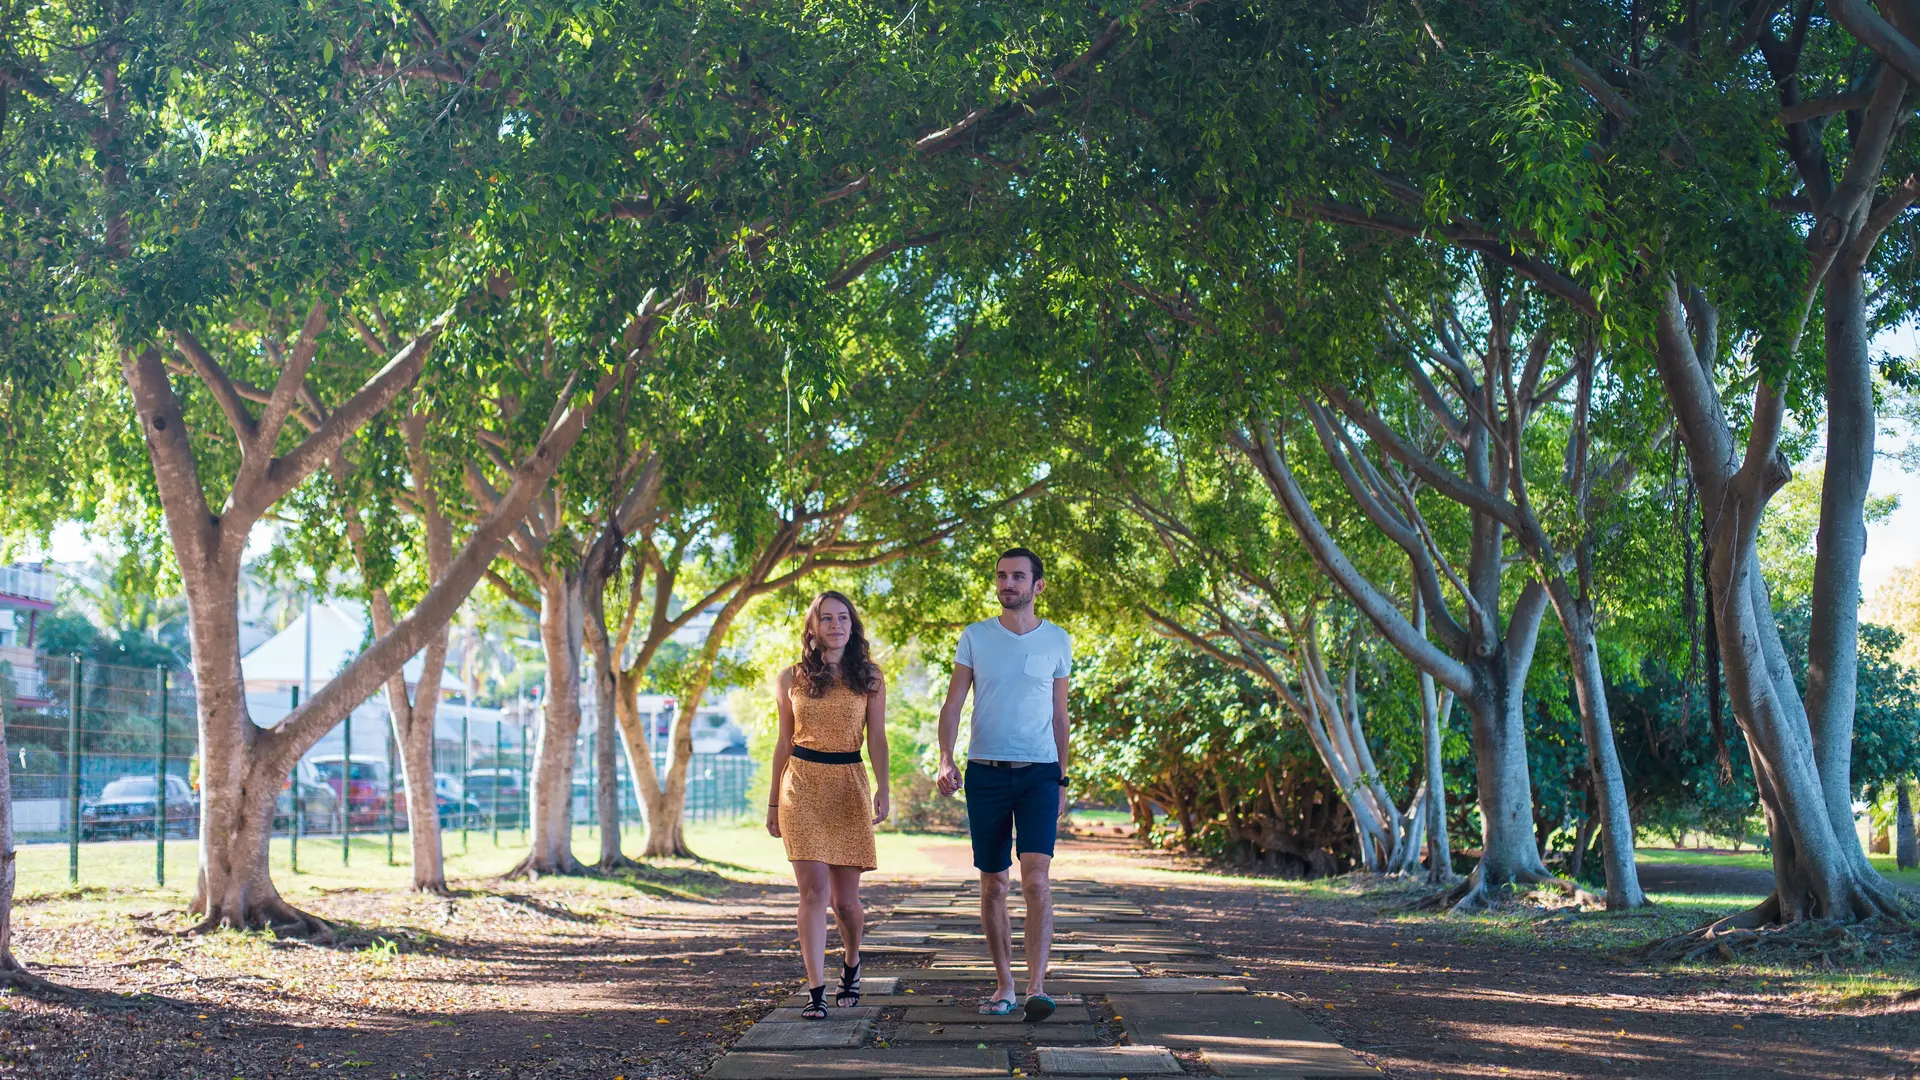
top-left (886, 995), bottom-right (1084, 1009)
top-left (890, 1022), bottom-right (1097, 1044)
top-left (1143, 961), bottom-right (1244, 974)
top-left (703, 1048), bottom-right (1009, 1079)
top-left (1048, 977), bottom-right (1246, 994)
top-left (763, 1006), bottom-right (884, 1022)
top-left (1033, 1045), bottom-right (1182, 1075)
top-left (731, 1018), bottom-right (872, 1050)
top-left (1107, 993), bottom-right (1378, 1077)
top-left (900, 1005), bottom-right (1092, 1025)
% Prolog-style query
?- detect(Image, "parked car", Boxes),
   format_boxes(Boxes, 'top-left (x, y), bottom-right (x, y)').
top-left (462, 768), bottom-right (525, 827)
top-left (395, 772), bottom-right (487, 830)
top-left (309, 755), bottom-right (390, 828)
top-left (275, 765), bottom-right (340, 833)
top-left (692, 711), bottom-right (748, 755)
top-left (80, 775), bottom-right (197, 840)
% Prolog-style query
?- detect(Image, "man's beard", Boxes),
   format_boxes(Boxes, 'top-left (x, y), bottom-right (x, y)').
top-left (998, 587), bottom-right (1034, 610)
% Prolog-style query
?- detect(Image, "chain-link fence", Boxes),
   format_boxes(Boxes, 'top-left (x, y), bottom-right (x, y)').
top-left (3, 654), bottom-right (757, 887)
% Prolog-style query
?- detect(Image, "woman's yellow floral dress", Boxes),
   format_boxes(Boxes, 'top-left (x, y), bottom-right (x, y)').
top-left (778, 678), bottom-right (877, 870)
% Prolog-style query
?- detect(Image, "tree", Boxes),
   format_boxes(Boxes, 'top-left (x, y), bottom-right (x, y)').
top-left (0, 0), bottom-right (664, 928)
top-left (1074, 628), bottom-right (1354, 874)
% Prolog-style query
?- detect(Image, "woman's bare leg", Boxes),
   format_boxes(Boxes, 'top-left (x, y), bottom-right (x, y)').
top-left (793, 860), bottom-right (831, 989)
top-left (827, 864), bottom-right (865, 969)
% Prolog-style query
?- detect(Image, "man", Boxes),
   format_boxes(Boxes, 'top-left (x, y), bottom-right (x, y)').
top-left (936, 547), bottom-right (1072, 1022)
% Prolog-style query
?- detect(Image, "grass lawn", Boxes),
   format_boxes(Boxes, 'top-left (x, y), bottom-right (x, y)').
top-left (1636, 845), bottom-right (1920, 889)
top-left (10, 819), bottom-right (977, 903)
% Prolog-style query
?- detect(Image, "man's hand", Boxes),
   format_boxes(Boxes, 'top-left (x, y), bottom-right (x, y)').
top-left (873, 790), bottom-right (891, 825)
top-left (936, 758), bottom-right (963, 797)
top-left (765, 804), bottom-right (781, 838)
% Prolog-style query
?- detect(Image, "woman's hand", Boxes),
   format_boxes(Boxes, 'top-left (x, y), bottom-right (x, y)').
top-left (766, 804), bottom-right (781, 838)
top-left (872, 790), bottom-right (891, 825)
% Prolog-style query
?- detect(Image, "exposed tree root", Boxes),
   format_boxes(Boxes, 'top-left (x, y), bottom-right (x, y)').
top-left (595, 853), bottom-right (647, 875)
top-left (1642, 913), bottom-right (1920, 967)
top-left (504, 852), bottom-right (587, 880)
top-left (184, 899), bottom-right (334, 942)
top-left (0, 953), bottom-right (56, 993)
top-left (1414, 865), bottom-right (1603, 913)
top-left (410, 881), bottom-right (453, 897)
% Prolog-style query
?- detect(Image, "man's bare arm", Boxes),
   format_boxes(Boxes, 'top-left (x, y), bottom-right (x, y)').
top-left (936, 663), bottom-right (973, 795)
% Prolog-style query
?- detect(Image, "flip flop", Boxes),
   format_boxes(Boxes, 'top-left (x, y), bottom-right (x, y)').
top-left (977, 996), bottom-right (1017, 1015)
top-left (1022, 992), bottom-right (1057, 1023)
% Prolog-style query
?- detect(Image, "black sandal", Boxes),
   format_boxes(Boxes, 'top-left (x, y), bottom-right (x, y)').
top-left (835, 959), bottom-right (862, 1007)
top-left (802, 984), bottom-right (828, 1019)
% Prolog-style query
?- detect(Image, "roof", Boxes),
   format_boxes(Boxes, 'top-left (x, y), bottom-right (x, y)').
top-left (241, 602), bottom-right (466, 694)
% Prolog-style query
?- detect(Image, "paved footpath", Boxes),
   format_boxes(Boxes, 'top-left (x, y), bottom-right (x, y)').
top-left (704, 878), bottom-right (1381, 1079)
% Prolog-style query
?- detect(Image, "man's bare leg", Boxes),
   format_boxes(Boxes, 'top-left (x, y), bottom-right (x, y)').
top-left (979, 869), bottom-right (1016, 1005)
top-left (1018, 851), bottom-right (1054, 997)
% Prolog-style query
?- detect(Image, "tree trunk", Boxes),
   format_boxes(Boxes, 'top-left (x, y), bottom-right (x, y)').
top-left (1896, 779), bottom-right (1917, 871)
top-left (583, 595), bottom-right (637, 864)
top-left (634, 594), bottom-right (750, 858)
top-left (180, 563), bottom-right (327, 933)
top-left (1654, 279), bottom-right (1907, 924)
top-left (1548, 590), bottom-right (1646, 908)
top-left (376, 614), bottom-right (449, 893)
top-left (512, 570), bottom-right (586, 876)
top-left (0, 698), bottom-right (37, 983)
top-left (1803, 258), bottom-right (1891, 894)
top-left (390, 694), bottom-right (445, 892)
top-left (590, 642), bottom-right (625, 869)
top-left (1420, 670), bottom-right (1457, 884)
top-left (122, 319), bottom-right (620, 928)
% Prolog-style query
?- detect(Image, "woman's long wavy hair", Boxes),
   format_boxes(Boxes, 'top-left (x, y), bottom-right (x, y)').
top-left (795, 590), bottom-right (883, 698)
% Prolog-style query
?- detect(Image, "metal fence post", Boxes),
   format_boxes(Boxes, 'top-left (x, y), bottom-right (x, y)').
top-left (289, 686), bottom-right (300, 875)
top-left (66, 655), bottom-right (83, 886)
top-left (385, 730), bottom-right (396, 867)
top-left (460, 715), bottom-right (470, 855)
top-left (155, 667), bottom-right (169, 886)
top-left (342, 710), bottom-right (352, 865)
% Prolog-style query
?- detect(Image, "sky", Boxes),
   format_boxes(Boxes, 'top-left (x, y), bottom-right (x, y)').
top-left (1860, 321), bottom-right (1920, 600)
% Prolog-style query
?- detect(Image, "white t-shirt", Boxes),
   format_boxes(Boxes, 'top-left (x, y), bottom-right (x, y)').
top-left (953, 616), bottom-right (1072, 763)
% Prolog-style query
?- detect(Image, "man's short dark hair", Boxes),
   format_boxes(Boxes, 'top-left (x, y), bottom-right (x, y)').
top-left (998, 546), bottom-right (1044, 581)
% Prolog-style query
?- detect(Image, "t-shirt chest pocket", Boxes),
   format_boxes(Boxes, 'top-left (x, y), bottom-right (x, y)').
top-left (1023, 652), bottom-right (1055, 679)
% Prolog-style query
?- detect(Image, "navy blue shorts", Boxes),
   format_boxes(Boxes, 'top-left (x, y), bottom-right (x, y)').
top-left (964, 761), bottom-right (1062, 873)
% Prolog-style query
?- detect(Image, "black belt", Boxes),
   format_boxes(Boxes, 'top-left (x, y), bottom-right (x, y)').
top-left (971, 759), bottom-right (1046, 769)
top-left (792, 745), bottom-right (862, 765)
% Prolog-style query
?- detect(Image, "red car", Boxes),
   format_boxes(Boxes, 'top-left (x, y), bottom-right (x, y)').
top-left (309, 756), bottom-right (390, 829)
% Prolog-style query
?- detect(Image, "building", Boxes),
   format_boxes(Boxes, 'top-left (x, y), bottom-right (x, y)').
top-left (0, 563), bottom-right (56, 703)
top-left (240, 603), bottom-right (518, 774)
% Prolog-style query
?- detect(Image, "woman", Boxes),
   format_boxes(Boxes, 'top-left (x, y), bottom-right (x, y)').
top-left (767, 590), bottom-right (891, 1019)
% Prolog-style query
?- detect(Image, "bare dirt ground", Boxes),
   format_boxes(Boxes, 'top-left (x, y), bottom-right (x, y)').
top-left (1, 865), bottom-right (886, 1079)
top-left (0, 835), bottom-right (1915, 1080)
top-left (1052, 835), bottom-right (1920, 1080)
